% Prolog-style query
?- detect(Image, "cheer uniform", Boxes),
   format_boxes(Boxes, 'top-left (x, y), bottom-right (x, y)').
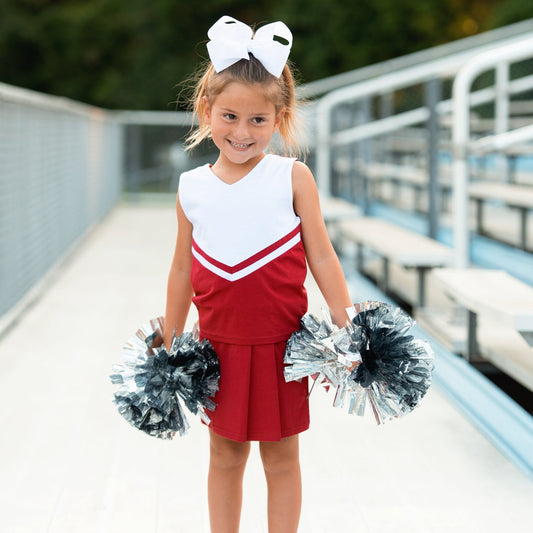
top-left (179, 154), bottom-right (309, 442)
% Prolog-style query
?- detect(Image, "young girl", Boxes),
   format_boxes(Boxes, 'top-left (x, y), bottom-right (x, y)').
top-left (164, 15), bottom-right (352, 533)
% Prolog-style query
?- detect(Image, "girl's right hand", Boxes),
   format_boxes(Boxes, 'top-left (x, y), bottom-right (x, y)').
top-left (342, 303), bottom-right (363, 371)
top-left (147, 318), bottom-right (164, 354)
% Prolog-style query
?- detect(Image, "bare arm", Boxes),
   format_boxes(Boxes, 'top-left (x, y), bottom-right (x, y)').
top-left (292, 161), bottom-right (352, 327)
top-left (163, 193), bottom-right (194, 348)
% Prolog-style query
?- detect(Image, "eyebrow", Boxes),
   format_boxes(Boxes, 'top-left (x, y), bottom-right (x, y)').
top-left (220, 107), bottom-right (271, 116)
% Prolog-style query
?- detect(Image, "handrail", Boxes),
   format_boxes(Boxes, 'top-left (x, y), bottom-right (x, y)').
top-left (116, 110), bottom-right (194, 126)
top-left (315, 32), bottom-right (533, 198)
top-left (452, 35), bottom-right (533, 268)
top-left (471, 124), bottom-right (533, 154)
top-left (0, 81), bottom-right (103, 117)
top-left (327, 75), bottom-right (533, 148)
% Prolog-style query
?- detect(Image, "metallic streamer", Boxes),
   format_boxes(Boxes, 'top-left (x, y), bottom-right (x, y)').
top-left (284, 302), bottom-right (434, 424)
top-left (283, 311), bottom-right (353, 391)
top-left (110, 317), bottom-right (220, 439)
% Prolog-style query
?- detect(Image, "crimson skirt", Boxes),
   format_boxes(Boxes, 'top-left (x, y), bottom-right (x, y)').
top-left (206, 339), bottom-right (310, 442)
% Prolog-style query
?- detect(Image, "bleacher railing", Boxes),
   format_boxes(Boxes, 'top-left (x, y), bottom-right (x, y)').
top-left (452, 36), bottom-right (533, 267)
top-left (0, 83), bottom-right (122, 323)
top-left (314, 29), bottom-right (533, 258)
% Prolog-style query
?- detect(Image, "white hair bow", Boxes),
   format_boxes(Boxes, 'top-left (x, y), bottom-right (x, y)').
top-left (206, 16), bottom-right (293, 78)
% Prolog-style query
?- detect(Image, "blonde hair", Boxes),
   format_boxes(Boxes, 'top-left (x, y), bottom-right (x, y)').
top-left (184, 54), bottom-right (301, 157)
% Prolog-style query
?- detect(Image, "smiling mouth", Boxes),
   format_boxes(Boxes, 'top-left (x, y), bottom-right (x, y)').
top-left (229, 140), bottom-right (252, 149)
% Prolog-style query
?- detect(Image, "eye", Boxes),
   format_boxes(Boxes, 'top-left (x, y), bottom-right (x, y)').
top-left (252, 117), bottom-right (266, 124)
top-left (223, 113), bottom-right (236, 120)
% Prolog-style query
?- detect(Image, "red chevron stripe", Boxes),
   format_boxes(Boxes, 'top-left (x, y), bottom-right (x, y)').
top-left (192, 224), bottom-right (301, 274)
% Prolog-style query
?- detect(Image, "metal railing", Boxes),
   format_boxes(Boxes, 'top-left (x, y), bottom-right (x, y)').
top-left (315, 32), bottom-right (533, 200)
top-left (452, 36), bottom-right (533, 267)
top-left (0, 83), bottom-right (122, 322)
top-left (313, 30), bottom-right (533, 253)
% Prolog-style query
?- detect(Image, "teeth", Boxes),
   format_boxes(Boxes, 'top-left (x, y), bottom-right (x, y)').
top-left (230, 141), bottom-right (250, 149)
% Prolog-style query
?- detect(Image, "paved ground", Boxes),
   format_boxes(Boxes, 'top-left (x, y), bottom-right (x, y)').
top-left (1, 204), bottom-right (532, 533)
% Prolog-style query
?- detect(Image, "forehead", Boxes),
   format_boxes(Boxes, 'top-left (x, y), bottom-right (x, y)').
top-left (212, 82), bottom-right (277, 113)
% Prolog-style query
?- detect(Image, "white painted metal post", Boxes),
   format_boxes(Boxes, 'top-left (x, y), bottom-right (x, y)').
top-left (495, 61), bottom-right (510, 180)
top-left (496, 61), bottom-right (510, 136)
top-left (451, 35), bottom-right (533, 268)
top-left (452, 71), bottom-right (471, 268)
top-left (316, 97), bottom-right (332, 198)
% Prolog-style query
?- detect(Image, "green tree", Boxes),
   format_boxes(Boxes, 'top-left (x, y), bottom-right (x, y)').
top-left (489, 1), bottom-right (533, 27)
top-left (0, 0), bottom-right (526, 110)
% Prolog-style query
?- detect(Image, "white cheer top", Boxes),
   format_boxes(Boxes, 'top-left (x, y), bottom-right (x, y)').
top-left (179, 154), bottom-right (301, 269)
top-left (178, 154), bottom-right (308, 344)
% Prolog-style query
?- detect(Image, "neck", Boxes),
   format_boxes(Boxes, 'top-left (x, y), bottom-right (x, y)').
top-left (211, 153), bottom-right (266, 184)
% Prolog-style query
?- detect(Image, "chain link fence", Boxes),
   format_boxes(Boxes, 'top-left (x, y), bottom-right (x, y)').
top-left (0, 83), bottom-right (122, 321)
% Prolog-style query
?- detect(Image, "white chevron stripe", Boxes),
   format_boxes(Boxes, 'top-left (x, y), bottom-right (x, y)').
top-left (192, 232), bottom-right (301, 282)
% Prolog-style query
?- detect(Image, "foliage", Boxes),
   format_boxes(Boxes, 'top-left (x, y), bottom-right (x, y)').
top-left (0, 0), bottom-right (527, 110)
top-left (489, 1), bottom-right (533, 27)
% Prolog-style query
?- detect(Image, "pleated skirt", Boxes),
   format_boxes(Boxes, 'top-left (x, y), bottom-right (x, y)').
top-left (206, 339), bottom-right (310, 442)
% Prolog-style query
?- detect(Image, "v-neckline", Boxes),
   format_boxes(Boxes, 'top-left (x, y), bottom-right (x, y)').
top-left (208, 154), bottom-right (269, 186)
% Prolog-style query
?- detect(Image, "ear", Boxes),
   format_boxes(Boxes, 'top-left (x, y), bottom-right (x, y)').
top-left (202, 96), bottom-right (212, 125)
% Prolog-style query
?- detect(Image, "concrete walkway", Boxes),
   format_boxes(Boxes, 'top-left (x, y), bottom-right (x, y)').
top-left (0, 204), bottom-right (532, 533)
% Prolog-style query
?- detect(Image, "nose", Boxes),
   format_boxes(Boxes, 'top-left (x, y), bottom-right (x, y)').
top-left (234, 120), bottom-right (250, 140)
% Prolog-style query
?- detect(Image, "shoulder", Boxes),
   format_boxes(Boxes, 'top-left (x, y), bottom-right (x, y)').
top-left (292, 160), bottom-right (318, 198)
top-left (179, 164), bottom-right (209, 185)
top-left (178, 164), bottom-right (210, 217)
top-left (291, 161), bottom-right (321, 220)
top-left (261, 153), bottom-right (297, 173)
top-left (178, 163), bottom-right (211, 196)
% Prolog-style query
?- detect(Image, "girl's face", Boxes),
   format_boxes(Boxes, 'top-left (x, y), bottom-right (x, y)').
top-left (203, 81), bottom-right (284, 170)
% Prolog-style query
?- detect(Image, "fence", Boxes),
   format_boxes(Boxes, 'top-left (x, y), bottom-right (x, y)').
top-left (0, 83), bottom-right (122, 322)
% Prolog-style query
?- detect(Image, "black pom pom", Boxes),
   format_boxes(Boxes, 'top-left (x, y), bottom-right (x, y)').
top-left (342, 302), bottom-right (434, 423)
top-left (110, 318), bottom-right (220, 439)
top-left (284, 303), bottom-right (434, 424)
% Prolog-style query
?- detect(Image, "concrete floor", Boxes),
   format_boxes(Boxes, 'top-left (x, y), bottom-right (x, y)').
top-left (0, 204), bottom-right (532, 532)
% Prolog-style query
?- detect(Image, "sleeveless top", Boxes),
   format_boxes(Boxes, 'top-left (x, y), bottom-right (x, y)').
top-left (179, 154), bottom-right (308, 344)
